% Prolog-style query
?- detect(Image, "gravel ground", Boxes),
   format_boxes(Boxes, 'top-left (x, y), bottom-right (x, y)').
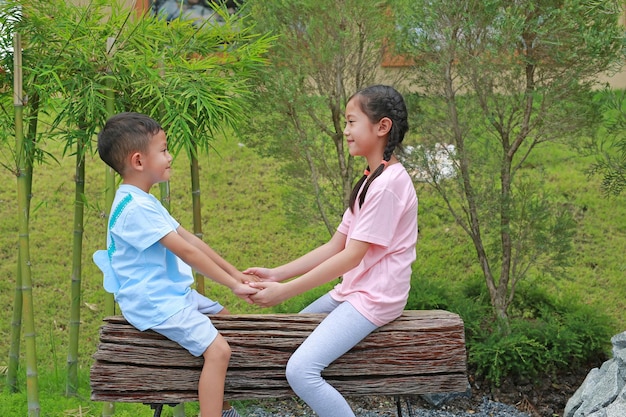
top-left (235, 360), bottom-right (593, 417)
top-left (242, 395), bottom-right (532, 417)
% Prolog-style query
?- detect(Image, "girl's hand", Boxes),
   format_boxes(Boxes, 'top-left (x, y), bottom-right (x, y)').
top-left (234, 270), bottom-right (260, 283)
top-left (248, 281), bottom-right (286, 307)
top-left (243, 267), bottom-right (278, 282)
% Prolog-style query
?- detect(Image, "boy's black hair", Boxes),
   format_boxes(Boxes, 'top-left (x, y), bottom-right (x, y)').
top-left (97, 112), bottom-right (163, 176)
top-left (348, 85), bottom-right (409, 211)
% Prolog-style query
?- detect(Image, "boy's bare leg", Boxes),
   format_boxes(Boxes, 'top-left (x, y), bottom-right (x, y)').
top-left (199, 334), bottom-right (231, 417)
top-left (216, 307), bottom-right (236, 413)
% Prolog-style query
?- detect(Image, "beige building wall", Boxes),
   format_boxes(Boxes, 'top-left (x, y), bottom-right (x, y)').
top-left (599, 70), bottom-right (626, 89)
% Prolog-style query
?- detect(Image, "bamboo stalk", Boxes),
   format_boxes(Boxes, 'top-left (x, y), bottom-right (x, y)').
top-left (156, 54), bottom-right (184, 417)
top-left (14, 32), bottom-right (41, 417)
top-left (8, 65), bottom-right (40, 398)
top-left (159, 182), bottom-right (170, 210)
top-left (104, 37), bottom-right (117, 315)
top-left (66, 139), bottom-right (86, 396)
top-left (157, 181), bottom-right (184, 417)
top-left (101, 36), bottom-right (117, 417)
top-left (6, 21), bottom-right (25, 393)
top-left (7, 254), bottom-right (22, 392)
top-left (190, 141), bottom-right (205, 295)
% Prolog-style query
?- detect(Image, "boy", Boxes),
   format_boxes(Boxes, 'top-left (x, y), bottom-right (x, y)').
top-left (93, 112), bottom-right (256, 417)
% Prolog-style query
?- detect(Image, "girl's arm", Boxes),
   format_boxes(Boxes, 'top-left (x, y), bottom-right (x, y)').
top-left (160, 230), bottom-right (257, 299)
top-left (250, 237), bottom-right (370, 307)
top-left (245, 230), bottom-right (348, 282)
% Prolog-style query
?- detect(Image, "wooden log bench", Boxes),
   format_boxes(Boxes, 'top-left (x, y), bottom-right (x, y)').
top-left (90, 310), bottom-right (468, 417)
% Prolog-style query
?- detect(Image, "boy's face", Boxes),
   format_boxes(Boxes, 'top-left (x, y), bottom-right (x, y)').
top-left (141, 130), bottom-right (173, 185)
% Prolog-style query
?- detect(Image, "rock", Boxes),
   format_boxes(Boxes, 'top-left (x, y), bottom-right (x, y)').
top-left (564, 331), bottom-right (626, 417)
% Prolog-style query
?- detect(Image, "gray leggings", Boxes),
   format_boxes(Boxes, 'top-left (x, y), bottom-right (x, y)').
top-left (286, 294), bottom-right (378, 417)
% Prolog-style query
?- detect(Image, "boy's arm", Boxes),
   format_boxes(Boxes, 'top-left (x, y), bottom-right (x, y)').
top-left (177, 226), bottom-right (237, 273)
top-left (160, 230), bottom-right (256, 298)
top-left (176, 226), bottom-right (257, 283)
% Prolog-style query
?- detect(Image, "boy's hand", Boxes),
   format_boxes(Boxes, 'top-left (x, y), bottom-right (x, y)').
top-left (231, 282), bottom-right (258, 304)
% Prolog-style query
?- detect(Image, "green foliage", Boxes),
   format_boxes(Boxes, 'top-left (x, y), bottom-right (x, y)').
top-left (405, 256), bottom-right (614, 388)
top-left (470, 325), bottom-right (549, 386)
top-left (1, 1), bottom-right (626, 411)
top-left (117, 9), bottom-right (274, 159)
top-left (0, 114), bottom-right (625, 412)
top-left (0, 367), bottom-right (207, 416)
top-left (468, 284), bottom-right (613, 386)
top-left (3, 0), bottom-right (273, 159)
top-left (488, 172), bottom-right (578, 279)
top-left (2, 0), bottom-right (274, 402)
top-left (588, 89), bottom-right (626, 196)
top-left (242, 0), bottom-right (407, 233)
top-left (407, 274), bottom-right (456, 311)
top-left (404, 225), bottom-right (615, 389)
top-left (393, 0), bottom-right (625, 322)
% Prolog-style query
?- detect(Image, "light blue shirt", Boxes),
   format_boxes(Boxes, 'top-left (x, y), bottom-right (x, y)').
top-left (93, 184), bottom-right (194, 330)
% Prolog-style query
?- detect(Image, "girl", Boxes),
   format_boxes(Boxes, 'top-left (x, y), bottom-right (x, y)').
top-left (246, 85), bottom-right (418, 417)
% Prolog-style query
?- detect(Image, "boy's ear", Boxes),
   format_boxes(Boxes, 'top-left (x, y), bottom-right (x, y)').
top-left (129, 152), bottom-right (143, 171)
top-left (377, 117), bottom-right (392, 136)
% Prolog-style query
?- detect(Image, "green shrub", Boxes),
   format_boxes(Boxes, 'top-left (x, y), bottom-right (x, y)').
top-left (406, 274), bottom-right (454, 311)
top-left (470, 328), bottom-right (548, 386)
top-left (552, 298), bottom-right (614, 360)
top-left (466, 284), bottom-right (613, 386)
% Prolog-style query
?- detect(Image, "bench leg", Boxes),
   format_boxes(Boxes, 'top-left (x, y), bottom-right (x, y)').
top-left (149, 404), bottom-right (163, 417)
top-left (395, 396), bottom-right (416, 417)
top-left (148, 403), bottom-right (179, 417)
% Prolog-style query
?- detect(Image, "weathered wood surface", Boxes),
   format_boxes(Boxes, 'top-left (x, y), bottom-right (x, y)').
top-left (90, 310), bottom-right (468, 403)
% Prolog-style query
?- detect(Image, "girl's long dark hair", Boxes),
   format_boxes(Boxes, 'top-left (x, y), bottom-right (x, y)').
top-left (348, 85), bottom-right (409, 212)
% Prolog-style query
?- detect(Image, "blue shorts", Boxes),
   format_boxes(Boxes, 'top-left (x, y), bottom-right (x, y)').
top-left (151, 290), bottom-right (224, 357)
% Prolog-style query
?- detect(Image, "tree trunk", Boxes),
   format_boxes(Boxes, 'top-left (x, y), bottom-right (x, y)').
top-left (443, 59), bottom-right (507, 324)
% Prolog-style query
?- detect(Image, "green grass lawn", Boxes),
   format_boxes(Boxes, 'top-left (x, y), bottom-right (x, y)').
top-left (1, 130), bottom-right (625, 416)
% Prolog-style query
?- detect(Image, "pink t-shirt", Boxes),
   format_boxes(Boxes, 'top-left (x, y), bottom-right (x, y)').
top-left (331, 163), bottom-right (418, 326)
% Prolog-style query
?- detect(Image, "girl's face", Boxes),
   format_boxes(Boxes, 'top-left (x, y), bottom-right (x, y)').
top-left (343, 97), bottom-right (386, 160)
top-left (141, 129), bottom-right (173, 185)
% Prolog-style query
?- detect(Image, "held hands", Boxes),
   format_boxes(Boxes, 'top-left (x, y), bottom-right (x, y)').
top-left (248, 281), bottom-right (286, 308)
top-left (227, 271), bottom-right (262, 304)
top-left (242, 267), bottom-right (286, 307)
top-left (230, 281), bottom-right (258, 304)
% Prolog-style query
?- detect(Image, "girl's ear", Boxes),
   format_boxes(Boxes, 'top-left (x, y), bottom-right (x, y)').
top-left (377, 117), bottom-right (392, 137)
